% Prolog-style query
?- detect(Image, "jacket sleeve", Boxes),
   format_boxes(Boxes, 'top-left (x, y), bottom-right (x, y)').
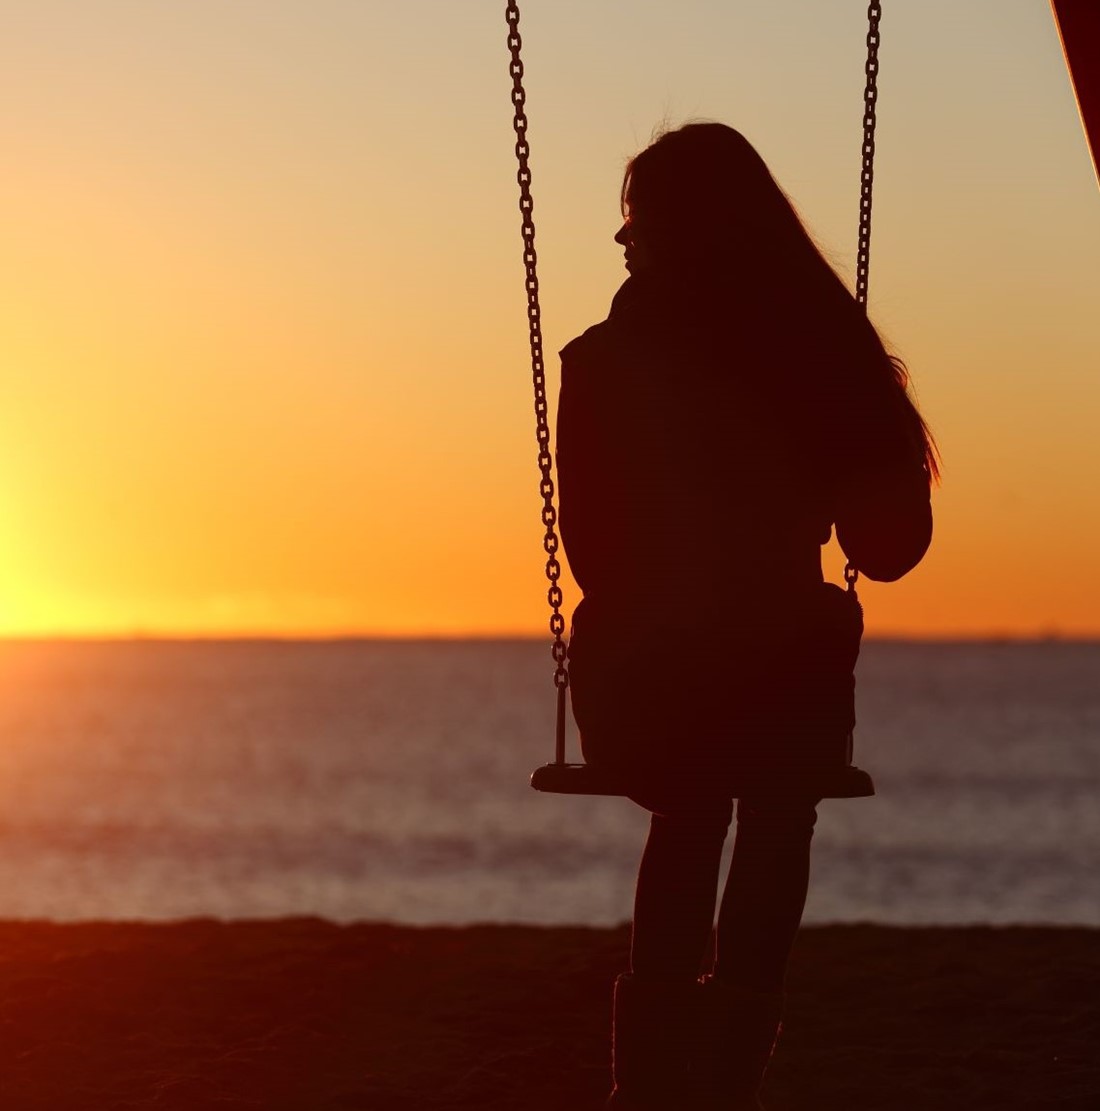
top-left (832, 372), bottom-right (933, 583)
top-left (835, 456), bottom-right (932, 582)
top-left (556, 333), bottom-right (623, 595)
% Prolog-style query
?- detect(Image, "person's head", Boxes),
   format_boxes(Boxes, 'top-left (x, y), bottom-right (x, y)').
top-left (617, 121), bottom-right (940, 481)
top-left (616, 122), bottom-right (816, 281)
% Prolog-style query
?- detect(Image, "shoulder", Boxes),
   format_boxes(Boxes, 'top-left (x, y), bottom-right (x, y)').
top-left (560, 278), bottom-right (641, 379)
top-left (560, 320), bottom-right (617, 377)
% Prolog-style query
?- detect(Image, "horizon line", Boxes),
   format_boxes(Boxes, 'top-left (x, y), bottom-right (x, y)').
top-left (1, 631), bottom-right (1098, 645)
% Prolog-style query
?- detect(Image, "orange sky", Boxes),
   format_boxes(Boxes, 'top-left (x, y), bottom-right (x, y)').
top-left (1, 1), bottom-right (1098, 638)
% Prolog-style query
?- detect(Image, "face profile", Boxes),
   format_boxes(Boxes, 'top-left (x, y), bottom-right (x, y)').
top-left (614, 214), bottom-right (651, 275)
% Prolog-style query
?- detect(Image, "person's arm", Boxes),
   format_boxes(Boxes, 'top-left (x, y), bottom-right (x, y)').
top-left (833, 377), bottom-right (934, 583)
top-left (835, 456), bottom-right (932, 582)
top-left (556, 340), bottom-right (604, 594)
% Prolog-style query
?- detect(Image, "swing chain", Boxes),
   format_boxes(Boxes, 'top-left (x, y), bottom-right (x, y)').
top-left (505, 2), bottom-right (569, 691)
top-left (846, 0), bottom-right (883, 592)
top-left (855, 0), bottom-right (882, 310)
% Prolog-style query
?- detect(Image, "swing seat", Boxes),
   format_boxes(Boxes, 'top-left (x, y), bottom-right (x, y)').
top-left (530, 761), bottom-right (875, 799)
top-left (530, 762), bottom-right (628, 796)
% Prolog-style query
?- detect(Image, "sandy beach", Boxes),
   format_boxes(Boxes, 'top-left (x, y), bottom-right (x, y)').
top-left (0, 920), bottom-right (1096, 1110)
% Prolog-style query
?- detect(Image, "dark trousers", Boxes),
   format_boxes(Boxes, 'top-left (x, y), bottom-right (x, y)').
top-left (628, 795), bottom-right (820, 991)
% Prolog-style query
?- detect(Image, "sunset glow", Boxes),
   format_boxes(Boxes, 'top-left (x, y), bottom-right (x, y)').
top-left (1, 0), bottom-right (1098, 638)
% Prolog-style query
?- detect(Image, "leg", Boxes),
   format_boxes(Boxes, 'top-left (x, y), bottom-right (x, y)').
top-left (714, 795), bottom-right (820, 991)
top-left (607, 797), bottom-right (733, 1109)
top-left (693, 796), bottom-right (820, 1109)
top-left (630, 797), bottom-right (734, 983)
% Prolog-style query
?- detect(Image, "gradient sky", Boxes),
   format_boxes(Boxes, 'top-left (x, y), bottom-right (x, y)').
top-left (1, 0), bottom-right (1098, 637)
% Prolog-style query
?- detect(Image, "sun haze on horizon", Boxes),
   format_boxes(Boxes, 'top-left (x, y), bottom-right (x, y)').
top-left (1, 0), bottom-right (1098, 640)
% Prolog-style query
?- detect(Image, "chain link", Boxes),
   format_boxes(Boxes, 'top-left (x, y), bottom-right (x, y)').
top-left (855, 0), bottom-right (882, 311)
top-left (505, 3), bottom-right (569, 694)
top-left (846, 0), bottom-right (883, 592)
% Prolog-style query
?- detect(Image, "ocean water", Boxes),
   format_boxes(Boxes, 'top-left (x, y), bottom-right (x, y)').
top-left (0, 639), bottom-right (1096, 926)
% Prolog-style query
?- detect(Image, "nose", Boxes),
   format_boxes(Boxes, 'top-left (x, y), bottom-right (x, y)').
top-left (614, 221), bottom-right (631, 247)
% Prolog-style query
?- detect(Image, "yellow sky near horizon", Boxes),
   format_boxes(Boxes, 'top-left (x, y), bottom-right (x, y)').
top-left (1, 0), bottom-right (1098, 639)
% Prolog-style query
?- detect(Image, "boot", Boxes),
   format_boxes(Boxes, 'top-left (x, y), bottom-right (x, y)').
top-left (692, 976), bottom-right (784, 1110)
top-left (605, 972), bottom-right (696, 1110)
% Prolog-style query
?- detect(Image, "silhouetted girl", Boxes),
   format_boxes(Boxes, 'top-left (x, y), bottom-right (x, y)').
top-left (556, 123), bottom-right (936, 1110)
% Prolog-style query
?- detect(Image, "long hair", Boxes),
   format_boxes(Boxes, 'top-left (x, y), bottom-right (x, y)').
top-left (622, 122), bottom-right (939, 481)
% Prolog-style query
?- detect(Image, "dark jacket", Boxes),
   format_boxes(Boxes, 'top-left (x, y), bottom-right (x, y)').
top-left (556, 273), bottom-right (932, 796)
top-left (557, 274), bottom-right (931, 626)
